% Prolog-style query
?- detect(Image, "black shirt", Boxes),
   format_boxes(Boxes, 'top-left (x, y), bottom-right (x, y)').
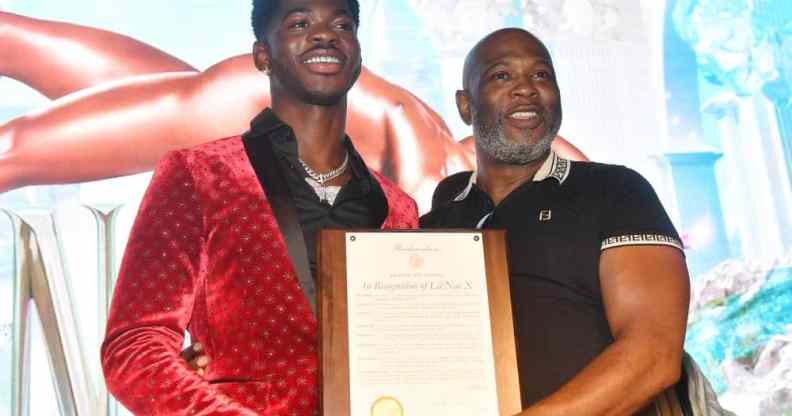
top-left (420, 152), bottom-right (682, 408)
top-left (245, 109), bottom-right (387, 279)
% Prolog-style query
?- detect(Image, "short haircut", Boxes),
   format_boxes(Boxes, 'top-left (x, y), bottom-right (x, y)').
top-left (251, 0), bottom-right (361, 41)
top-left (463, 28), bottom-right (552, 90)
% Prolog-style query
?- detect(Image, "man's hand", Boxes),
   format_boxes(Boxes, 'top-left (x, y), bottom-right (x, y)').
top-left (181, 342), bottom-right (209, 376)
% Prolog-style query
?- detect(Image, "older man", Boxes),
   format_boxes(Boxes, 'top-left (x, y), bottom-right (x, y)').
top-left (421, 28), bottom-right (690, 416)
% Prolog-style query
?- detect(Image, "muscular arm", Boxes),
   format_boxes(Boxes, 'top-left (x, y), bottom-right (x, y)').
top-left (518, 245), bottom-right (690, 416)
top-left (383, 94), bottom-right (458, 211)
top-left (0, 11), bottom-right (195, 98)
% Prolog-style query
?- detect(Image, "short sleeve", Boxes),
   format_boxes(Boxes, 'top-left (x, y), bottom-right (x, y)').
top-left (599, 167), bottom-right (683, 252)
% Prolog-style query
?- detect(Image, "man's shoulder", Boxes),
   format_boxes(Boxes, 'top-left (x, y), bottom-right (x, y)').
top-left (153, 136), bottom-right (252, 191)
top-left (181, 135), bottom-right (245, 157)
top-left (430, 171), bottom-right (474, 209)
top-left (165, 136), bottom-right (246, 167)
top-left (571, 161), bottom-right (681, 250)
top-left (419, 171), bottom-right (474, 228)
top-left (568, 160), bottom-right (632, 177)
top-left (566, 161), bottom-right (649, 191)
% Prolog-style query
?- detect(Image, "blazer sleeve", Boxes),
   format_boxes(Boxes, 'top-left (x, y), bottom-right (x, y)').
top-left (101, 151), bottom-right (257, 415)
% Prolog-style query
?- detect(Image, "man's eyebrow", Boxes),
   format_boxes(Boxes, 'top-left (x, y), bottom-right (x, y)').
top-left (481, 56), bottom-right (554, 73)
top-left (280, 7), bottom-right (311, 20)
top-left (333, 8), bottom-right (352, 17)
top-left (279, 7), bottom-right (352, 21)
top-left (480, 60), bottom-right (508, 76)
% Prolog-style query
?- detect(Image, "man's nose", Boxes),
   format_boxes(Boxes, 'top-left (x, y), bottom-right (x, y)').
top-left (310, 23), bottom-right (339, 45)
top-left (510, 77), bottom-right (539, 98)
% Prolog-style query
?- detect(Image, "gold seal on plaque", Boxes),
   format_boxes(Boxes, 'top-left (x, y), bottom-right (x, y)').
top-left (370, 396), bottom-right (404, 416)
top-left (408, 253), bottom-right (424, 270)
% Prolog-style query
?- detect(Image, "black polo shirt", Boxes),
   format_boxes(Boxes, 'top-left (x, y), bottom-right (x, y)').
top-left (420, 152), bottom-right (682, 408)
top-left (245, 109), bottom-right (388, 279)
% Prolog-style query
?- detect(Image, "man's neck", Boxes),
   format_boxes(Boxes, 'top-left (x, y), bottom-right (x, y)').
top-left (476, 151), bottom-right (551, 206)
top-left (271, 95), bottom-right (348, 171)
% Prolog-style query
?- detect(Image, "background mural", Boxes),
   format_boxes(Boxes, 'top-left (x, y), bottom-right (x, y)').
top-left (0, 0), bottom-right (790, 415)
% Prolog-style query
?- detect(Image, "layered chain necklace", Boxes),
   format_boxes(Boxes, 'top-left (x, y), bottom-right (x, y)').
top-left (299, 152), bottom-right (349, 185)
top-left (299, 151), bottom-right (349, 204)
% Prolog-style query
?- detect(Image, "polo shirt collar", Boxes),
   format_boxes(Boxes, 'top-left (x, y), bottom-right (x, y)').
top-left (453, 150), bottom-right (571, 202)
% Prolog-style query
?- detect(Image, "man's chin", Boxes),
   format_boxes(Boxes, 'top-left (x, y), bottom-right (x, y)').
top-left (301, 70), bottom-right (359, 105)
top-left (502, 125), bottom-right (551, 146)
top-left (297, 81), bottom-right (357, 106)
top-left (301, 91), bottom-right (345, 106)
top-left (479, 134), bottom-right (555, 165)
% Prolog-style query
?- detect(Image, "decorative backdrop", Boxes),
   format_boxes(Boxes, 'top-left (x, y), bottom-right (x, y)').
top-left (0, 0), bottom-right (790, 415)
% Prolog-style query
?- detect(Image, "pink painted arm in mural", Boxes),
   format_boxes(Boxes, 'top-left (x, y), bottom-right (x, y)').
top-left (0, 54), bottom-right (264, 189)
top-left (0, 56), bottom-right (453, 204)
top-left (0, 12), bottom-right (196, 98)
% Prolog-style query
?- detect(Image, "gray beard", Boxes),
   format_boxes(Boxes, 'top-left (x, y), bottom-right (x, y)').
top-left (472, 107), bottom-right (555, 165)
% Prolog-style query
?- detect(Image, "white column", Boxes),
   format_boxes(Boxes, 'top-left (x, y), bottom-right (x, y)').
top-left (702, 93), bottom-right (788, 260)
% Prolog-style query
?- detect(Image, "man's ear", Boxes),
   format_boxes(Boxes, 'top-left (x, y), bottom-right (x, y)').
top-left (253, 40), bottom-right (271, 73)
top-left (456, 90), bottom-right (473, 126)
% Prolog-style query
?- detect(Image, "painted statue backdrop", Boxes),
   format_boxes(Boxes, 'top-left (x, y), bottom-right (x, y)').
top-left (0, 0), bottom-right (790, 415)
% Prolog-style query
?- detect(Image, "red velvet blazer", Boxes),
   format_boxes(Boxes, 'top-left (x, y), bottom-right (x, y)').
top-left (102, 136), bottom-right (418, 415)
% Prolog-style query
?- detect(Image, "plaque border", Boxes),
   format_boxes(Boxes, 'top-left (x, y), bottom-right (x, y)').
top-left (317, 229), bottom-right (521, 416)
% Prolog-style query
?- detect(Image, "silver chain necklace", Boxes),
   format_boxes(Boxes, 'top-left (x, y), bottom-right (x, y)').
top-left (299, 151), bottom-right (349, 185)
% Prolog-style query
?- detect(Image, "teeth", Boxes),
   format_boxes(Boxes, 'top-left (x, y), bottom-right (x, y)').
top-left (510, 111), bottom-right (538, 119)
top-left (304, 56), bottom-right (341, 64)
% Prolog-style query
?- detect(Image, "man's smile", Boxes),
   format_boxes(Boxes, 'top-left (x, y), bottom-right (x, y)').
top-left (505, 106), bottom-right (544, 129)
top-left (301, 49), bottom-right (346, 74)
top-left (303, 56), bottom-right (341, 64)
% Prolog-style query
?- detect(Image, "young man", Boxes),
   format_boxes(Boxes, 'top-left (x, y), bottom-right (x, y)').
top-left (421, 28), bottom-right (691, 416)
top-left (100, 1), bottom-right (417, 414)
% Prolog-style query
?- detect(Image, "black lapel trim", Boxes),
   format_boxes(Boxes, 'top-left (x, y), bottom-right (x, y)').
top-left (242, 127), bottom-right (317, 316)
top-left (347, 147), bottom-right (388, 227)
top-left (367, 178), bottom-right (388, 228)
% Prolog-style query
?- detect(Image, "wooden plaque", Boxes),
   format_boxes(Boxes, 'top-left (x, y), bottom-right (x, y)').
top-left (317, 229), bottom-right (520, 416)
